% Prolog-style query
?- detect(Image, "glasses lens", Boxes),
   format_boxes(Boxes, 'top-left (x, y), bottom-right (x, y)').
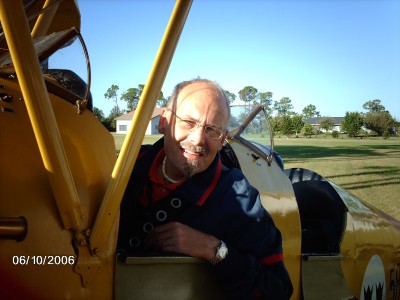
top-left (179, 119), bottom-right (197, 130)
top-left (170, 109), bottom-right (223, 139)
top-left (205, 126), bottom-right (223, 139)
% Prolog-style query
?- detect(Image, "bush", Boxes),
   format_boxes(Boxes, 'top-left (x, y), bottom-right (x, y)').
top-left (342, 111), bottom-right (364, 137)
top-left (383, 130), bottom-right (390, 139)
top-left (302, 123), bottom-right (314, 138)
top-left (332, 130), bottom-right (339, 138)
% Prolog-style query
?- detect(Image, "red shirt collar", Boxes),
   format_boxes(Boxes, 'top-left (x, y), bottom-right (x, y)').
top-left (142, 147), bottom-right (222, 207)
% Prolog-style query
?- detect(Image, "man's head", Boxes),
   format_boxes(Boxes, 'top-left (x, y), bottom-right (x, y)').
top-left (158, 79), bottom-right (230, 180)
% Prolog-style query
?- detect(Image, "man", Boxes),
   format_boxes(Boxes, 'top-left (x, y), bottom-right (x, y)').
top-left (118, 79), bottom-right (293, 299)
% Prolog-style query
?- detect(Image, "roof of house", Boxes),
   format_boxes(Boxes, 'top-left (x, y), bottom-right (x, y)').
top-left (305, 117), bottom-right (344, 125)
top-left (115, 107), bottom-right (164, 120)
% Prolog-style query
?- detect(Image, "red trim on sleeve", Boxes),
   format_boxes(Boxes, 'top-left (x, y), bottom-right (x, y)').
top-left (196, 158), bottom-right (222, 206)
top-left (260, 254), bottom-right (283, 265)
top-left (252, 288), bottom-right (263, 297)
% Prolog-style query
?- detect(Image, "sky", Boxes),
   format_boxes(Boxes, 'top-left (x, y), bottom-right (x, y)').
top-left (75, 0), bottom-right (400, 119)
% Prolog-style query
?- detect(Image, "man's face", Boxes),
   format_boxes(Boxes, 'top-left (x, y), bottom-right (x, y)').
top-left (159, 82), bottom-right (229, 179)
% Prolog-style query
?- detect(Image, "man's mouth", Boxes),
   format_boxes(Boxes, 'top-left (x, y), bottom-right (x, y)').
top-left (178, 143), bottom-right (209, 178)
top-left (180, 143), bottom-right (208, 158)
top-left (185, 148), bottom-right (201, 154)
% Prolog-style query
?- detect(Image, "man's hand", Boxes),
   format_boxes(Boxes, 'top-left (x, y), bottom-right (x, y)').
top-left (145, 222), bottom-right (220, 261)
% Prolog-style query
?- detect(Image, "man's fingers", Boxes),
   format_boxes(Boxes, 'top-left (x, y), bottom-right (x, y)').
top-left (144, 221), bottom-right (219, 259)
top-left (153, 221), bottom-right (183, 234)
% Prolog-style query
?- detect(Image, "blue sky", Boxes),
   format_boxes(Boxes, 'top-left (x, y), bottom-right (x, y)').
top-left (77, 0), bottom-right (400, 119)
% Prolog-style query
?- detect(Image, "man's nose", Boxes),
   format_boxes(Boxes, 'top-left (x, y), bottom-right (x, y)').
top-left (188, 125), bottom-right (207, 145)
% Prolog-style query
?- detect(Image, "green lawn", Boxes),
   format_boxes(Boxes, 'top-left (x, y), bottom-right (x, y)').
top-left (112, 133), bottom-right (400, 220)
top-left (274, 137), bottom-right (400, 221)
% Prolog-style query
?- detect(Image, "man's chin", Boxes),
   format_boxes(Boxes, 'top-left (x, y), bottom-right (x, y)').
top-left (183, 159), bottom-right (201, 179)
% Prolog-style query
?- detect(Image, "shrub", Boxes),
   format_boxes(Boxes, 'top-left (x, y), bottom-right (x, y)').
top-left (383, 130), bottom-right (390, 140)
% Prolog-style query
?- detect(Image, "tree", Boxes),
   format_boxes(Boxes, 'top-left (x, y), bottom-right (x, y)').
top-left (364, 111), bottom-right (395, 136)
top-left (157, 91), bottom-right (168, 107)
top-left (342, 112), bottom-right (364, 137)
top-left (120, 86), bottom-right (143, 111)
top-left (224, 90), bottom-right (236, 105)
top-left (259, 91), bottom-right (273, 116)
top-left (280, 115), bottom-right (293, 137)
top-left (163, 96), bottom-right (171, 107)
top-left (291, 115), bottom-right (304, 137)
top-left (363, 99), bottom-right (385, 113)
top-left (238, 86), bottom-right (258, 105)
top-left (92, 107), bottom-right (105, 121)
top-left (104, 84), bottom-right (120, 114)
top-left (302, 104), bottom-right (320, 120)
top-left (274, 97), bottom-right (294, 117)
top-left (106, 105), bottom-right (123, 130)
top-left (121, 84), bottom-right (167, 110)
top-left (319, 117), bottom-right (335, 132)
top-left (270, 117), bottom-right (281, 135)
top-left (92, 106), bottom-right (113, 130)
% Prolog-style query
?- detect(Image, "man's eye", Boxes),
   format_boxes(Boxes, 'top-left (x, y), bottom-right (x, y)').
top-left (181, 120), bottom-right (197, 128)
top-left (206, 127), bottom-right (217, 134)
top-left (205, 127), bottom-right (222, 138)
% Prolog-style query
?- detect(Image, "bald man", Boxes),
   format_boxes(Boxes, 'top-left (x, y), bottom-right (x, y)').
top-left (118, 79), bottom-right (293, 299)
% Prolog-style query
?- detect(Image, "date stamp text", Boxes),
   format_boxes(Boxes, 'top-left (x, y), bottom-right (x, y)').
top-left (13, 255), bottom-right (75, 266)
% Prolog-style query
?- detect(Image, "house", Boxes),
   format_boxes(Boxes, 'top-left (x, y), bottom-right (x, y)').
top-left (304, 117), bottom-right (344, 132)
top-left (115, 107), bottom-right (164, 134)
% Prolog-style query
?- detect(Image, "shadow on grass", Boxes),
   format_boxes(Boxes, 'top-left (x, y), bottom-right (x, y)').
top-left (328, 166), bottom-right (400, 190)
top-left (275, 144), bottom-right (400, 161)
top-left (276, 144), bottom-right (400, 191)
top-left (327, 166), bottom-right (400, 179)
top-left (339, 176), bottom-right (400, 190)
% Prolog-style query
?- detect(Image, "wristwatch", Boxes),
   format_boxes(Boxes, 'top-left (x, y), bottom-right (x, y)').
top-left (209, 240), bottom-right (228, 265)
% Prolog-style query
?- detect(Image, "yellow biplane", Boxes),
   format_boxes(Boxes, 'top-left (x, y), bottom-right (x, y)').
top-left (0, 1), bottom-right (399, 299)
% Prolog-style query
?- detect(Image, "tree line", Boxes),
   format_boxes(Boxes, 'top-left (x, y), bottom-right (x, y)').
top-left (93, 84), bottom-right (399, 137)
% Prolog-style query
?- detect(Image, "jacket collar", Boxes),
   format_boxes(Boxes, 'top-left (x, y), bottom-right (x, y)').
top-left (138, 137), bottom-right (222, 206)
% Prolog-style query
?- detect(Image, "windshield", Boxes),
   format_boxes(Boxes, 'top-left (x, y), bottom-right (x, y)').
top-left (228, 105), bottom-right (274, 163)
top-left (44, 31), bottom-right (88, 83)
top-left (0, 28), bottom-right (91, 108)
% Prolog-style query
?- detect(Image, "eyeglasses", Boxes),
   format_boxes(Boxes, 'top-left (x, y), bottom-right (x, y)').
top-left (167, 109), bottom-right (226, 140)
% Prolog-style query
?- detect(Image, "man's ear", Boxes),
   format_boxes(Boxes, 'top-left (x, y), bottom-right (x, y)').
top-left (158, 108), bottom-right (167, 134)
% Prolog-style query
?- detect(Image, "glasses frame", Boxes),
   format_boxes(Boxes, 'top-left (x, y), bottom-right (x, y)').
top-left (166, 108), bottom-right (226, 140)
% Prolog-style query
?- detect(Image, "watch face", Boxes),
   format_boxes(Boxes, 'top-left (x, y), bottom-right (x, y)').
top-left (217, 242), bottom-right (228, 259)
top-left (210, 241), bottom-right (228, 265)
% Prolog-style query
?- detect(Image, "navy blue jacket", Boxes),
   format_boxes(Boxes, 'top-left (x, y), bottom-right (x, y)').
top-left (118, 138), bottom-right (293, 299)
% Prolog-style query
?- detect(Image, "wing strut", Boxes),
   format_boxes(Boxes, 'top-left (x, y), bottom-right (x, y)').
top-left (0, 0), bottom-right (84, 230)
top-left (89, 0), bottom-right (193, 255)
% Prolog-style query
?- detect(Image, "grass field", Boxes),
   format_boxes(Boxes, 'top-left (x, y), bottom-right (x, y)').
top-left (112, 133), bottom-right (400, 220)
top-left (274, 137), bottom-right (400, 221)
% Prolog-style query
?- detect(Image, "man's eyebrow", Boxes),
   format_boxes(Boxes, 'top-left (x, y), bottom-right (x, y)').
top-left (178, 115), bottom-right (223, 130)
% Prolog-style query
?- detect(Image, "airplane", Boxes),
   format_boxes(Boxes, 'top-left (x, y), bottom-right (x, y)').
top-left (0, 0), bottom-right (399, 299)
